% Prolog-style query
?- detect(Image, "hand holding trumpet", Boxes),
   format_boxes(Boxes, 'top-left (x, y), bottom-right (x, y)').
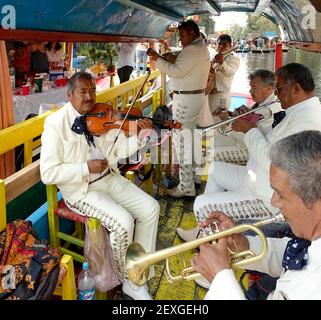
top-left (213, 105), bottom-right (259, 133)
top-left (191, 212), bottom-right (250, 282)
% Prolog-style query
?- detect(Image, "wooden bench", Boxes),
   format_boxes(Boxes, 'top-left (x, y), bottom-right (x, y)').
top-left (0, 160), bottom-right (77, 300)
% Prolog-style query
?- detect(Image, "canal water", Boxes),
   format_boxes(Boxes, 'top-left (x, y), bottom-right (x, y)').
top-left (231, 48), bottom-right (321, 99)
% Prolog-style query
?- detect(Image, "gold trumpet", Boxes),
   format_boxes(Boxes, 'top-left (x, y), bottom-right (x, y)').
top-left (126, 213), bottom-right (285, 286)
top-left (201, 99), bottom-right (280, 134)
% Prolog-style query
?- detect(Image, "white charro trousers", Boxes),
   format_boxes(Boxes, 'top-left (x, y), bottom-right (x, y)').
top-left (65, 174), bottom-right (159, 281)
top-left (193, 161), bottom-right (279, 222)
top-left (207, 131), bottom-right (249, 165)
top-left (172, 93), bottom-right (206, 193)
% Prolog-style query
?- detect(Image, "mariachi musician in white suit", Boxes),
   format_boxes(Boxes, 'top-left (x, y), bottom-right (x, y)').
top-left (191, 130), bottom-right (321, 300)
top-left (207, 34), bottom-right (240, 116)
top-left (40, 72), bottom-right (159, 300)
top-left (148, 20), bottom-right (211, 198)
top-left (207, 69), bottom-right (283, 168)
top-left (194, 63), bottom-right (321, 220)
top-left (179, 63), bottom-right (321, 256)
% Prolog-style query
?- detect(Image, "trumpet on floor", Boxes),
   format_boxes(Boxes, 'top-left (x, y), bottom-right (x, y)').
top-left (125, 213), bottom-right (285, 286)
top-left (202, 99), bottom-right (280, 135)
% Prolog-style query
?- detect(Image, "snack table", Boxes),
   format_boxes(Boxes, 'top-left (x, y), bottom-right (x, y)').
top-left (13, 86), bottom-right (68, 123)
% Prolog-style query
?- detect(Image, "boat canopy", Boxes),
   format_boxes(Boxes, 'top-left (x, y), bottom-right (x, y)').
top-left (0, 0), bottom-right (320, 45)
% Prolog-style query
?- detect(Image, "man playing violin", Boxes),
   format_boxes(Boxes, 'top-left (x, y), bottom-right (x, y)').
top-left (40, 72), bottom-right (159, 300)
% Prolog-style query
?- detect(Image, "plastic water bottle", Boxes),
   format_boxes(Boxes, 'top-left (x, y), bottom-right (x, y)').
top-left (78, 261), bottom-right (95, 300)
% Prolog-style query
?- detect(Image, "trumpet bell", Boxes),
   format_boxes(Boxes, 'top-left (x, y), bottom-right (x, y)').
top-left (126, 243), bottom-right (149, 286)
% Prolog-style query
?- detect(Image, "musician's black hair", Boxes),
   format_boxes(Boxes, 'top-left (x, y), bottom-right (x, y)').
top-left (178, 20), bottom-right (200, 37)
top-left (218, 34), bottom-right (232, 44)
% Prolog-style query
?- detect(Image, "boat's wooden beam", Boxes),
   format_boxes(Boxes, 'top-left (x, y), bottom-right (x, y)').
top-left (286, 41), bottom-right (321, 53)
top-left (4, 160), bottom-right (40, 203)
top-left (0, 29), bottom-right (160, 43)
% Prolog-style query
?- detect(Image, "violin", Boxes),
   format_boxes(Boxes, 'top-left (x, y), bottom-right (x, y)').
top-left (85, 102), bottom-right (182, 135)
top-left (146, 48), bottom-right (177, 64)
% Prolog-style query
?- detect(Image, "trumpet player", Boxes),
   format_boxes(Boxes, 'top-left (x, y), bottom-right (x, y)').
top-left (191, 131), bottom-right (321, 300)
top-left (208, 69), bottom-right (283, 162)
top-left (207, 34), bottom-right (240, 116)
top-left (178, 63), bottom-right (321, 289)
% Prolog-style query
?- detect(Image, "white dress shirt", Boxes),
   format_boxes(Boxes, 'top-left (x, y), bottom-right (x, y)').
top-left (243, 96), bottom-right (321, 202)
top-left (205, 237), bottom-right (321, 300)
top-left (116, 43), bottom-right (137, 68)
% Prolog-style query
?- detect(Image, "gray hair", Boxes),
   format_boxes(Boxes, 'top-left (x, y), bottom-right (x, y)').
top-left (269, 130), bottom-right (321, 207)
top-left (276, 63), bottom-right (315, 92)
top-left (67, 72), bottom-right (95, 94)
top-left (249, 69), bottom-right (276, 88)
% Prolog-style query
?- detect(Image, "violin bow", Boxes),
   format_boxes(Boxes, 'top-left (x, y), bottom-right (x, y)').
top-left (106, 71), bottom-right (151, 158)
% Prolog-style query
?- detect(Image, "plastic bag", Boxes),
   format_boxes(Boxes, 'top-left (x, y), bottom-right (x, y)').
top-left (84, 219), bottom-right (120, 292)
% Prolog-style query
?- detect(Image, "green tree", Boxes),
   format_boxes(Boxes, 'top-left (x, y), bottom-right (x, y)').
top-left (229, 24), bottom-right (247, 41)
top-left (244, 13), bottom-right (280, 38)
top-left (198, 14), bottom-right (215, 37)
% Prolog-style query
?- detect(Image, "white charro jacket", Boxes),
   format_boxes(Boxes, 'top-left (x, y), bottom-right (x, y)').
top-left (156, 37), bottom-right (210, 91)
top-left (214, 52), bottom-right (240, 93)
top-left (244, 96), bottom-right (321, 202)
top-left (256, 93), bottom-right (283, 136)
top-left (40, 102), bottom-right (146, 204)
top-left (205, 237), bottom-right (321, 300)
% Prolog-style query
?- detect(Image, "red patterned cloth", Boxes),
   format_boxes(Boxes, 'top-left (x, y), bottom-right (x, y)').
top-left (0, 220), bottom-right (61, 300)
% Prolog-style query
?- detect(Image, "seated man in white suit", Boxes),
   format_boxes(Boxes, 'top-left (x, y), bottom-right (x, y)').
top-left (208, 69), bottom-right (283, 165)
top-left (178, 63), bottom-right (321, 289)
top-left (180, 63), bottom-right (321, 240)
top-left (192, 130), bottom-right (321, 300)
top-left (40, 72), bottom-right (159, 300)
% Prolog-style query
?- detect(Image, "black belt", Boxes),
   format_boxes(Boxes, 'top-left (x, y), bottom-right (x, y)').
top-left (173, 89), bottom-right (205, 95)
top-left (209, 88), bottom-right (222, 94)
top-left (89, 169), bottom-right (111, 185)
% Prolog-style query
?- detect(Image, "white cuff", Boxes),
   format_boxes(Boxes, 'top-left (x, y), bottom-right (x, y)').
top-left (205, 269), bottom-right (246, 300)
top-left (81, 162), bottom-right (90, 177)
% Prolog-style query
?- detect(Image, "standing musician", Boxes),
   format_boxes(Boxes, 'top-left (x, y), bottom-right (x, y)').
top-left (192, 131), bottom-right (321, 300)
top-left (178, 63), bottom-right (321, 290)
top-left (207, 34), bottom-right (240, 118)
top-left (40, 72), bottom-right (160, 300)
top-left (148, 20), bottom-right (211, 198)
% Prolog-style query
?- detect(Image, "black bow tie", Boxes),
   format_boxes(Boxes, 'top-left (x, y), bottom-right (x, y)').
top-left (282, 232), bottom-right (311, 271)
top-left (272, 111), bottom-right (286, 129)
top-left (71, 116), bottom-right (95, 147)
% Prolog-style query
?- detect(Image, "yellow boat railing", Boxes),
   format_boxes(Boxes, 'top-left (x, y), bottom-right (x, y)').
top-left (0, 70), bottom-right (164, 167)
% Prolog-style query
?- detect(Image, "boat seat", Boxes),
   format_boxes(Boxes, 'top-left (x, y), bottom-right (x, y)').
top-left (46, 168), bottom-right (147, 265)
